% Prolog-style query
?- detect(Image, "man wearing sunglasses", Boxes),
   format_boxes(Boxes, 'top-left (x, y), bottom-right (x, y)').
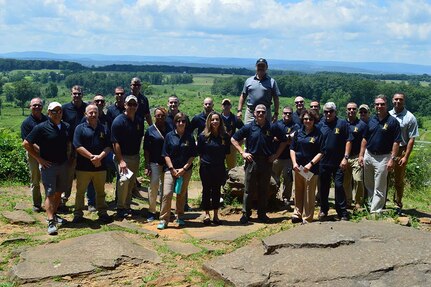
top-left (107, 86), bottom-right (126, 131)
top-left (292, 96), bottom-right (306, 126)
top-left (318, 102), bottom-right (353, 221)
top-left (130, 77), bottom-right (152, 126)
top-left (61, 85), bottom-right (88, 210)
top-left (21, 97), bottom-right (48, 212)
top-left (23, 102), bottom-right (72, 235)
top-left (237, 58), bottom-right (280, 124)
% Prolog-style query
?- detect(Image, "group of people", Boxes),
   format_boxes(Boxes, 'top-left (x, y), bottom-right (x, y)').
top-left (21, 58), bottom-right (419, 235)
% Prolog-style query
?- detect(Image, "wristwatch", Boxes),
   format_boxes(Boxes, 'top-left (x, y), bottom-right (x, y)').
top-left (237, 109), bottom-right (242, 113)
top-left (344, 155), bottom-right (349, 159)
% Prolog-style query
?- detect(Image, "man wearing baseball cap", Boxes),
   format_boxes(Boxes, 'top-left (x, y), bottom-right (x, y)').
top-left (23, 102), bottom-right (72, 235)
top-left (237, 58), bottom-right (280, 124)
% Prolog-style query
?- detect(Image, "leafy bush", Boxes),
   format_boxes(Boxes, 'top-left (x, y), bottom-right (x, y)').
top-left (405, 145), bottom-right (431, 189)
top-left (0, 129), bottom-right (29, 184)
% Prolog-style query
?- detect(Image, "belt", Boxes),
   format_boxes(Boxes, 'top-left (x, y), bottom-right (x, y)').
top-left (367, 150), bottom-right (390, 156)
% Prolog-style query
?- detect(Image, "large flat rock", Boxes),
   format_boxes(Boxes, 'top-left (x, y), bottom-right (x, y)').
top-left (11, 231), bottom-right (161, 283)
top-left (2, 210), bottom-right (35, 224)
top-left (204, 221), bottom-right (431, 287)
top-left (186, 222), bottom-right (266, 241)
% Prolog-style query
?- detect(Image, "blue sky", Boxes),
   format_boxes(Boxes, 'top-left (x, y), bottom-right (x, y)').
top-left (1, 0), bottom-right (430, 65)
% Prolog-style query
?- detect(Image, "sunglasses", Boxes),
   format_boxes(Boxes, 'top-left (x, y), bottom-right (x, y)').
top-left (295, 101), bottom-right (304, 104)
top-left (95, 99), bottom-right (105, 103)
top-left (50, 109), bottom-right (62, 115)
top-left (347, 108), bottom-right (357, 111)
top-left (256, 111), bottom-right (266, 114)
top-left (283, 112), bottom-right (292, 115)
top-left (176, 119), bottom-right (186, 123)
top-left (310, 105), bottom-right (319, 109)
top-left (127, 103), bottom-right (138, 107)
top-left (324, 110), bottom-right (335, 114)
top-left (32, 104), bottom-right (42, 108)
top-left (359, 111), bottom-right (368, 114)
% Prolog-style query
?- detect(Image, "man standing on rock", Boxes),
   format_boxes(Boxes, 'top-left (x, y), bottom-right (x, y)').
top-left (21, 97), bottom-right (48, 212)
top-left (359, 95), bottom-right (401, 215)
top-left (389, 93), bottom-right (419, 215)
top-left (237, 58), bottom-right (280, 124)
top-left (231, 104), bottom-right (287, 224)
top-left (23, 102), bottom-right (71, 235)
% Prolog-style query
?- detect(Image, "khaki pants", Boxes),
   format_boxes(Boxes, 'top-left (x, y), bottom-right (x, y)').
top-left (364, 150), bottom-right (390, 214)
top-left (160, 169), bottom-right (192, 222)
top-left (392, 146), bottom-right (407, 209)
top-left (343, 156), bottom-right (364, 206)
top-left (148, 162), bottom-right (164, 214)
top-left (115, 154), bottom-right (140, 210)
top-left (75, 170), bottom-right (108, 216)
top-left (26, 152), bottom-right (42, 207)
top-left (293, 172), bottom-right (317, 223)
top-left (225, 144), bottom-right (238, 170)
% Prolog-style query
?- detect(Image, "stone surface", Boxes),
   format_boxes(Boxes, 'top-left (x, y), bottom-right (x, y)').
top-left (108, 220), bottom-right (158, 236)
top-left (165, 241), bottom-right (202, 256)
top-left (14, 202), bottom-right (32, 211)
top-left (420, 217), bottom-right (431, 224)
top-left (204, 221), bottom-right (431, 287)
top-left (2, 210), bottom-right (35, 224)
top-left (11, 231), bottom-right (161, 283)
top-left (397, 216), bottom-right (411, 226)
top-left (186, 222), bottom-right (266, 241)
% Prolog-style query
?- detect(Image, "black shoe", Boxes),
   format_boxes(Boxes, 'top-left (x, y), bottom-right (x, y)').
top-left (212, 218), bottom-right (223, 225)
top-left (239, 214), bottom-right (249, 224)
top-left (72, 216), bottom-right (84, 224)
top-left (32, 205), bottom-right (43, 213)
top-left (318, 211), bottom-right (327, 221)
top-left (99, 214), bottom-right (113, 223)
top-left (340, 215), bottom-right (349, 221)
top-left (258, 215), bottom-right (270, 223)
top-left (395, 207), bottom-right (402, 216)
top-left (203, 217), bottom-right (211, 226)
top-left (291, 217), bottom-right (302, 224)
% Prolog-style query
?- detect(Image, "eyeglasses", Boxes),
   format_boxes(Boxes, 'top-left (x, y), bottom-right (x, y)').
top-left (375, 103), bottom-right (386, 107)
top-left (50, 109), bottom-right (62, 115)
top-left (131, 84), bottom-right (141, 87)
top-left (32, 104), bottom-right (42, 108)
top-left (324, 110), bottom-right (334, 114)
top-left (295, 101), bottom-right (304, 104)
top-left (72, 92), bottom-right (82, 96)
top-left (347, 108), bottom-right (357, 111)
top-left (303, 117), bottom-right (314, 121)
top-left (256, 111), bottom-right (266, 114)
top-left (283, 112), bottom-right (292, 115)
top-left (95, 100), bottom-right (105, 103)
top-left (310, 105), bottom-right (319, 109)
top-left (127, 103), bottom-right (138, 107)
top-left (176, 119), bottom-right (186, 123)
top-left (115, 93), bottom-right (124, 96)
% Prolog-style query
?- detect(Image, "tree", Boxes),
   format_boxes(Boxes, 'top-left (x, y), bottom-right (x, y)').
top-left (44, 82), bottom-right (58, 98)
top-left (14, 79), bottom-right (40, 116)
top-left (2, 83), bottom-right (15, 102)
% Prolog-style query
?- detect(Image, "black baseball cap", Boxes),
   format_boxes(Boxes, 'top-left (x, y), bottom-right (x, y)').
top-left (256, 58), bottom-right (268, 66)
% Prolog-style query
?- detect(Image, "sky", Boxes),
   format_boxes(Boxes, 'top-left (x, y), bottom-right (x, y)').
top-left (1, 0), bottom-right (431, 65)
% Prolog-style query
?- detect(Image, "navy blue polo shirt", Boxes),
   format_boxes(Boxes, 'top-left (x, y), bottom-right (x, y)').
top-left (320, 117), bottom-right (353, 166)
top-left (143, 124), bottom-right (172, 165)
top-left (365, 114), bottom-right (401, 154)
top-left (292, 110), bottom-right (303, 126)
top-left (62, 102), bottom-right (88, 134)
top-left (21, 114), bottom-right (48, 140)
top-left (73, 121), bottom-right (111, 171)
top-left (197, 133), bottom-right (230, 166)
top-left (290, 127), bottom-right (324, 174)
top-left (162, 131), bottom-right (197, 169)
top-left (136, 93), bottom-right (150, 120)
top-left (272, 120), bottom-right (300, 160)
top-left (221, 113), bottom-right (244, 136)
top-left (25, 119), bottom-right (71, 164)
top-left (165, 113), bottom-right (175, 131)
top-left (233, 120), bottom-right (286, 157)
top-left (80, 112), bottom-right (108, 129)
top-left (111, 113), bottom-right (144, 155)
top-left (106, 104), bottom-right (124, 130)
top-left (347, 118), bottom-right (367, 156)
top-left (189, 111), bottom-right (209, 135)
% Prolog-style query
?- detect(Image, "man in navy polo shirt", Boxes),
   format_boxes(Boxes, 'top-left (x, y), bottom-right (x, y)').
top-left (221, 98), bottom-right (243, 170)
top-left (61, 85), bottom-right (88, 208)
top-left (359, 95), bottom-right (401, 215)
top-left (166, 95), bottom-right (181, 131)
top-left (189, 97), bottom-right (214, 136)
top-left (21, 97), bottom-right (48, 212)
top-left (292, 96), bottom-right (306, 126)
top-left (73, 104), bottom-right (111, 223)
top-left (111, 95), bottom-right (145, 218)
top-left (106, 86), bottom-right (125, 131)
top-left (130, 77), bottom-right (152, 126)
top-left (237, 58), bottom-right (280, 124)
top-left (232, 104), bottom-right (288, 224)
top-left (271, 106), bottom-right (300, 207)
top-left (343, 102), bottom-right (368, 209)
top-left (23, 102), bottom-right (71, 235)
top-left (318, 102), bottom-right (352, 221)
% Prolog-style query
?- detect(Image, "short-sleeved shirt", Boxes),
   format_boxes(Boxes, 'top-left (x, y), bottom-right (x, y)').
top-left (365, 114), bottom-right (401, 155)
top-left (221, 112), bottom-right (244, 136)
top-left (106, 104), bottom-right (124, 130)
top-left (111, 113), bottom-right (144, 155)
top-left (62, 102), bottom-right (88, 134)
top-left (136, 93), bottom-right (150, 120)
top-left (162, 131), bottom-right (197, 170)
top-left (290, 127), bottom-right (324, 174)
top-left (189, 111), bottom-right (208, 136)
top-left (197, 133), bottom-right (230, 166)
top-left (233, 120), bottom-right (286, 157)
top-left (292, 110), bottom-right (303, 126)
top-left (242, 74), bottom-right (280, 110)
top-left (21, 114), bottom-right (48, 140)
top-left (73, 121), bottom-right (111, 171)
top-left (320, 117), bottom-right (353, 166)
top-left (25, 119), bottom-right (71, 164)
top-left (272, 120), bottom-right (300, 160)
top-left (389, 108), bottom-right (419, 147)
top-left (346, 118), bottom-right (368, 156)
top-left (143, 124), bottom-right (172, 165)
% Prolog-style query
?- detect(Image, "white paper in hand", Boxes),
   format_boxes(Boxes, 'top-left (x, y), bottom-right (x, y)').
top-left (299, 165), bottom-right (314, 181)
top-left (120, 168), bottom-right (134, 180)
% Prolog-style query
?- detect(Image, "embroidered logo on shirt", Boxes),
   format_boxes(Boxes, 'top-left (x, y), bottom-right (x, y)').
top-left (287, 128), bottom-right (291, 133)
top-left (136, 124), bottom-right (140, 131)
top-left (266, 131), bottom-right (271, 137)
top-left (309, 137), bottom-right (315, 143)
top-left (184, 141), bottom-right (189, 146)
top-left (335, 128), bottom-right (340, 134)
top-left (382, 123), bottom-right (388, 130)
top-left (221, 139), bottom-right (225, 145)
top-left (100, 132), bottom-right (105, 139)
top-left (353, 127), bottom-right (358, 133)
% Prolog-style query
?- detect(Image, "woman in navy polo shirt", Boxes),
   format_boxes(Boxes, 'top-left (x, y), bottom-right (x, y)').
top-left (158, 112), bottom-right (197, 230)
top-left (290, 109), bottom-right (324, 224)
top-left (197, 111), bottom-right (230, 225)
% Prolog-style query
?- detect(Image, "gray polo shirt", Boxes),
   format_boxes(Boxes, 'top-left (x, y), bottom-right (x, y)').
top-left (389, 108), bottom-right (419, 146)
top-left (242, 74), bottom-right (280, 110)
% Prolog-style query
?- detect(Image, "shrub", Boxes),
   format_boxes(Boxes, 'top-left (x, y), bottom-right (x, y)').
top-left (405, 145), bottom-right (431, 189)
top-left (0, 129), bottom-right (29, 184)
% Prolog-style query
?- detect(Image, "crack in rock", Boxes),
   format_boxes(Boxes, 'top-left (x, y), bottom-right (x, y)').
top-left (263, 239), bottom-right (355, 255)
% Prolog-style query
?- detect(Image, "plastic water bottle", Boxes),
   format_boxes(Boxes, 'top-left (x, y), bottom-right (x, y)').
top-left (174, 176), bottom-right (183, 194)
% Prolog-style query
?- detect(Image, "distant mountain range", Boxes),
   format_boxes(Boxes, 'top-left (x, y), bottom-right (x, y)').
top-left (1, 51), bottom-right (430, 75)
